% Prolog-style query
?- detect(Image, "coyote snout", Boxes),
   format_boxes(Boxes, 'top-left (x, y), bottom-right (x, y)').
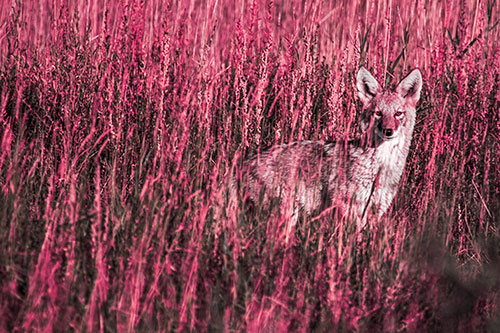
top-left (231, 67), bottom-right (423, 229)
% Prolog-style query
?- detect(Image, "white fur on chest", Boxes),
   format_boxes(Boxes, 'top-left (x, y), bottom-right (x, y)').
top-left (376, 136), bottom-right (406, 173)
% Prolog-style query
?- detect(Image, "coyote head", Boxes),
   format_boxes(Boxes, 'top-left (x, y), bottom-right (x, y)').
top-left (357, 67), bottom-right (422, 141)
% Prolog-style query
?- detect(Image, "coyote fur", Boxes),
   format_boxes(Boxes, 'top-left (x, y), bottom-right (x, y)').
top-left (232, 67), bottom-right (422, 228)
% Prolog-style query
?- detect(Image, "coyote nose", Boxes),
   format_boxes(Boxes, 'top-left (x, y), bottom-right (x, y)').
top-left (383, 129), bottom-right (393, 137)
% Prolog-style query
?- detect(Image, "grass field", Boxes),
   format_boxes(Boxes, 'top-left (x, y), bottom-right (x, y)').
top-left (1, 0), bottom-right (499, 331)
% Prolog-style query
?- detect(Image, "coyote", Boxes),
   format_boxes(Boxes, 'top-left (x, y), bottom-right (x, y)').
top-left (231, 67), bottom-right (422, 229)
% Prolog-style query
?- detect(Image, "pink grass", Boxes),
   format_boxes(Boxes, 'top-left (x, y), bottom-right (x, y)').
top-left (0, 0), bottom-right (499, 331)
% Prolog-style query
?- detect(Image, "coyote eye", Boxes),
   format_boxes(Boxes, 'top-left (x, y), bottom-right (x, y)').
top-left (395, 111), bottom-right (404, 117)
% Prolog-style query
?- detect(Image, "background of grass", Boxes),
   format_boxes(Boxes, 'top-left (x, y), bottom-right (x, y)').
top-left (0, 0), bottom-right (499, 331)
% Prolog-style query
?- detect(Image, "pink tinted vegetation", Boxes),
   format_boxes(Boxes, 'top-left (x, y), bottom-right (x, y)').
top-left (0, 0), bottom-right (499, 331)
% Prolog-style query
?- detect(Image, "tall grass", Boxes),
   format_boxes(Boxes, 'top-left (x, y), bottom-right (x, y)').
top-left (0, 0), bottom-right (499, 331)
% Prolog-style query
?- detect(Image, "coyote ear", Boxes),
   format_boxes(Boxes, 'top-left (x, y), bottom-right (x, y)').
top-left (357, 67), bottom-right (380, 106)
top-left (397, 69), bottom-right (422, 107)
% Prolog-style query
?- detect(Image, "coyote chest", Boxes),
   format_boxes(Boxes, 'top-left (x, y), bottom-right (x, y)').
top-left (234, 67), bottom-right (422, 227)
top-left (343, 133), bottom-right (410, 222)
